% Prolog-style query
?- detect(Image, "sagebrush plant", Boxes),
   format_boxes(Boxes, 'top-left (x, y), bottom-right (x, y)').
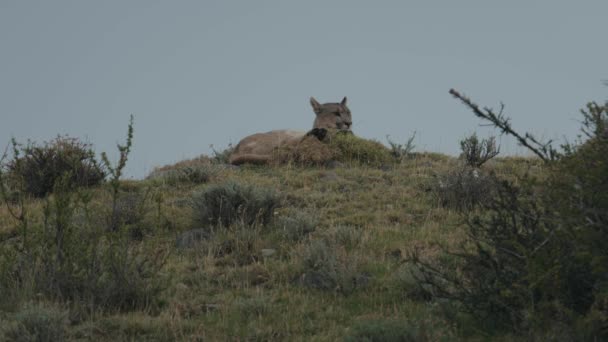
top-left (409, 91), bottom-right (608, 338)
top-left (191, 181), bottom-right (281, 228)
top-left (459, 133), bottom-right (499, 167)
top-left (5, 135), bottom-right (106, 197)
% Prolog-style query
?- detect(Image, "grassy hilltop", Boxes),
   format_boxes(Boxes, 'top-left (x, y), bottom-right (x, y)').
top-left (0, 98), bottom-right (606, 341)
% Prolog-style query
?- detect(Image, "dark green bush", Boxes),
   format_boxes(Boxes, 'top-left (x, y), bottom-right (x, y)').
top-left (191, 181), bottom-right (281, 228)
top-left (6, 136), bottom-right (105, 197)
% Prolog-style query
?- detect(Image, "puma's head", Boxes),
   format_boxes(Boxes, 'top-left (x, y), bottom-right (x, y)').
top-left (310, 96), bottom-right (352, 132)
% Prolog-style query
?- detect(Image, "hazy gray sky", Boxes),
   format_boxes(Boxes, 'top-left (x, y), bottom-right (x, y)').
top-left (1, 1), bottom-right (606, 178)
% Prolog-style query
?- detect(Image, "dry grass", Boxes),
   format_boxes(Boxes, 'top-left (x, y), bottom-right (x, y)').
top-left (0, 153), bottom-right (540, 340)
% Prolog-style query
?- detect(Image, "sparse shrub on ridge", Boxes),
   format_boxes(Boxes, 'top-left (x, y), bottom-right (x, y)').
top-left (191, 181), bottom-right (281, 228)
top-left (386, 131), bottom-right (417, 163)
top-left (211, 144), bottom-right (235, 164)
top-left (459, 133), bottom-right (499, 168)
top-left (6, 136), bottom-right (105, 197)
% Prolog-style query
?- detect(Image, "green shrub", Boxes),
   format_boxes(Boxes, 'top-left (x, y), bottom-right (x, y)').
top-left (459, 133), bottom-right (499, 167)
top-left (1, 303), bottom-right (68, 342)
top-left (191, 181), bottom-right (281, 227)
top-left (6, 136), bottom-right (105, 197)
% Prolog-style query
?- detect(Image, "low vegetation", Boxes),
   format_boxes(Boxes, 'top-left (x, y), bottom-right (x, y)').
top-left (0, 93), bottom-right (605, 340)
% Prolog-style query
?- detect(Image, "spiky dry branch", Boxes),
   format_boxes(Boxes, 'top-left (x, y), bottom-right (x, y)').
top-left (449, 89), bottom-right (559, 162)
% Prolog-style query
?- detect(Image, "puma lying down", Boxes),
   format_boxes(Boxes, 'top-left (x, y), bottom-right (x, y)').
top-left (229, 97), bottom-right (352, 165)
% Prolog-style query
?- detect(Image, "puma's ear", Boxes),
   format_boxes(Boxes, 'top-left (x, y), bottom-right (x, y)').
top-left (340, 97), bottom-right (347, 106)
top-left (310, 97), bottom-right (322, 114)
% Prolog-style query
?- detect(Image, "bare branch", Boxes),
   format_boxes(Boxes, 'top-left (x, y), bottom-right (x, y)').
top-left (449, 88), bottom-right (559, 162)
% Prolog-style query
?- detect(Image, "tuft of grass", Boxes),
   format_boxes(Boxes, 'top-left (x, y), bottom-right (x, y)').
top-left (297, 239), bottom-right (369, 294)
top-left (147, 155), bottom-right (223, 185)
top-left (433, 164), bottom-right (499, 212)
top-left (344, 318), bottom-right (454, 342)
top-left (0, 302), bottom-right (68, 342)
top-left (329, 133), bottom-right (393, 167)
top-left (274, 208), bottom-right (318, 242)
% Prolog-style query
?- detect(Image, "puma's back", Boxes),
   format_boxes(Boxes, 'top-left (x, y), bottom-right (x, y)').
top-left (229, 97), bottom-right (352, 165)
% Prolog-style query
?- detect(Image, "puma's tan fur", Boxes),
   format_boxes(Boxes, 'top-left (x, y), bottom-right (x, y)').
top-left (229, 97), bottom-right (352, 165)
